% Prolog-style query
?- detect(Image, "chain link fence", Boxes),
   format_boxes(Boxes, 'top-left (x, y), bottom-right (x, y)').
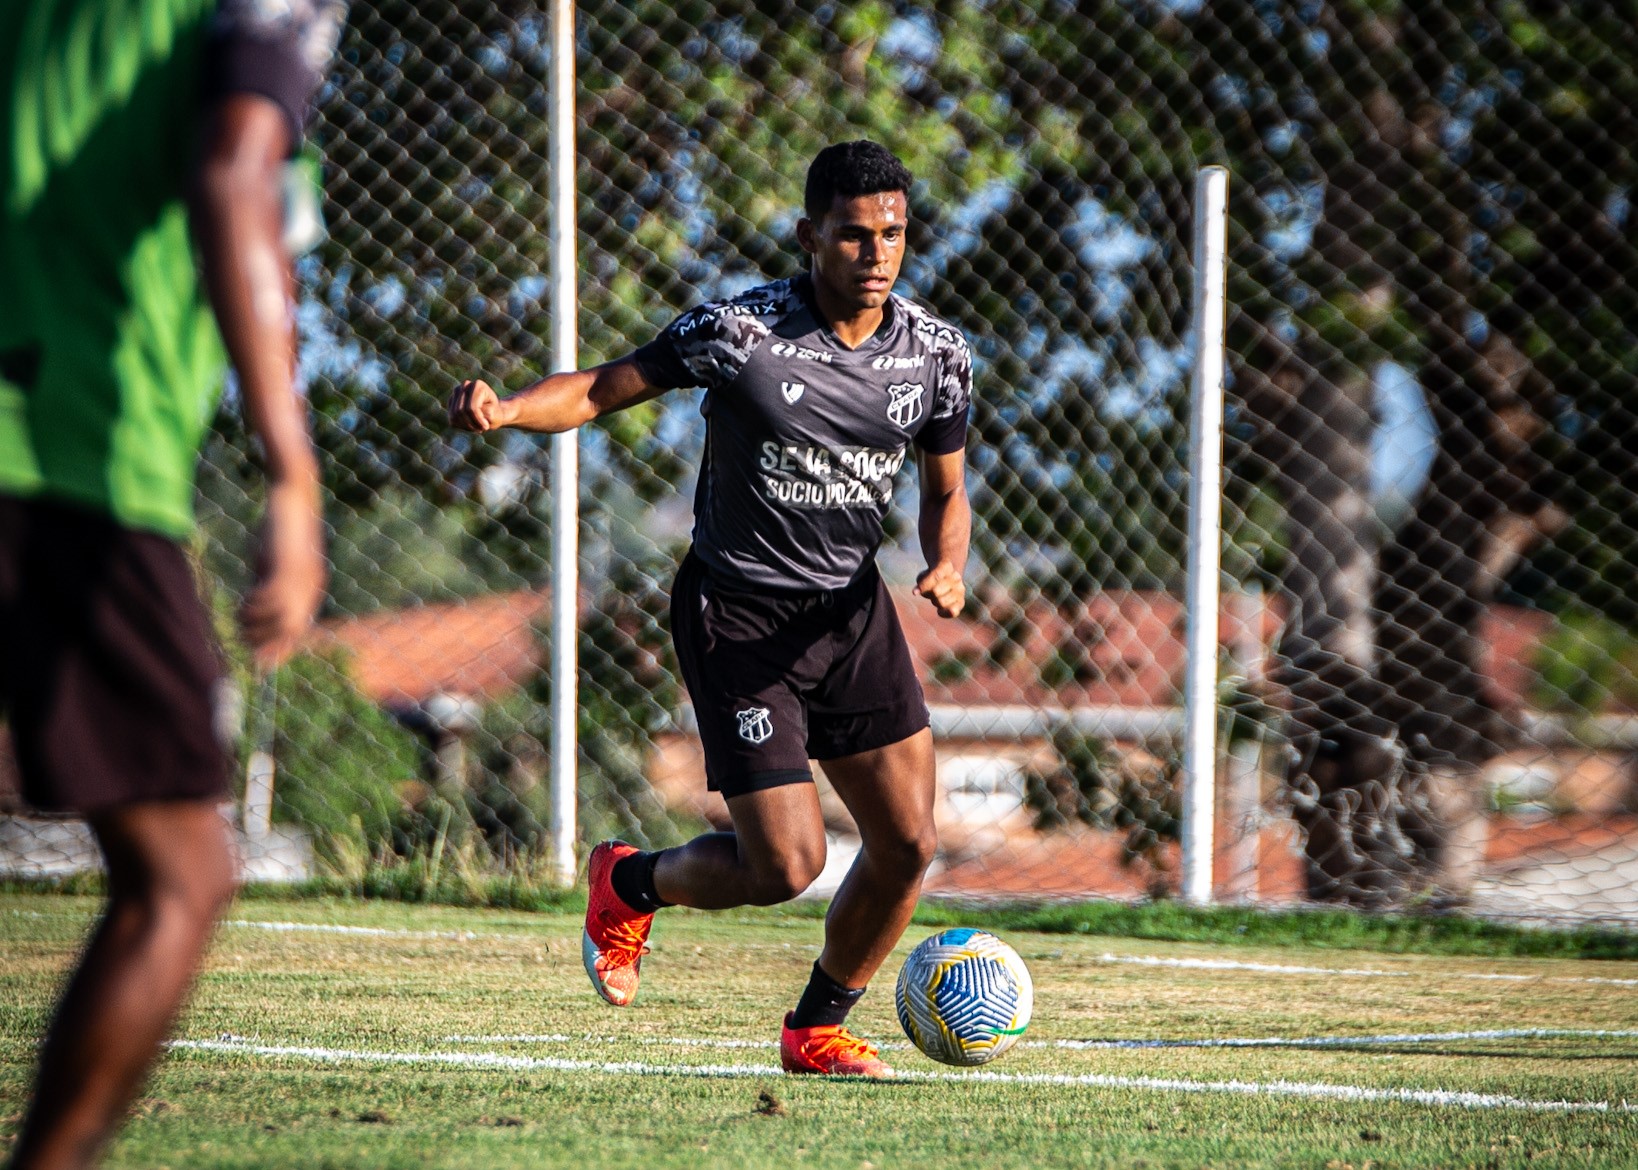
top-left (4, 0), bottom-right (1637, 926)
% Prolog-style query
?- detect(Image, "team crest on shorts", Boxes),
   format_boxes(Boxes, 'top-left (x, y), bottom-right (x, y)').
top-left (887, 382), bottom-right (925, 429)
top-left (736, 706), bottom-right (774, 744)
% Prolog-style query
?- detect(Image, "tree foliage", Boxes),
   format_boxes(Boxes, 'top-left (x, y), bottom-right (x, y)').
top-left (197, 0), bottom-right (1638, 885)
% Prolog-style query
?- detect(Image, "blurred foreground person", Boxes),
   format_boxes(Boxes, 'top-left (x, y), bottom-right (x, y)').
top-left (2, 2), bottom-right (344, 1165)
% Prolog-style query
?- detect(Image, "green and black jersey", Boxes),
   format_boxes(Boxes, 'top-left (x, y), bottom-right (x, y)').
top-left (0, 0), bottom-right (344, 538)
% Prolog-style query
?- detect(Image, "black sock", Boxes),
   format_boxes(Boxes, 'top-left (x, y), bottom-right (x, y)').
top-left (788, 961), bottom-right (866, 1030)
top-left (610, 849), bottom-right (671, 913)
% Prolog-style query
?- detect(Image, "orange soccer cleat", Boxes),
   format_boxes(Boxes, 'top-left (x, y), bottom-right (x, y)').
top-left (779, 1013), bottom-right (893, 1078)
top-left (581, 841), bottom-right (655, 1006)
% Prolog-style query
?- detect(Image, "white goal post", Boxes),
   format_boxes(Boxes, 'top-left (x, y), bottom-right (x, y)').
top-left (547, 0), bottom-right (579, 888)
top-left (1181, 165), bottom-right (1231, 905)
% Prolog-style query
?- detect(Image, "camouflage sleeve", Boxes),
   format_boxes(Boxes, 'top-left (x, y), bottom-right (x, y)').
top-left (915, 334), bottom-right (972, 455)
top-left (631, 302), bottom-right (764, 391)
top-left (203, 0), bottom-right (349, 149)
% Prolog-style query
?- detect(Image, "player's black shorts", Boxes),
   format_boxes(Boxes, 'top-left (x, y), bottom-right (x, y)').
top-left (670, 549), bottom-right (930, 799)
top-left (0, 495), bottom-right (231, 814)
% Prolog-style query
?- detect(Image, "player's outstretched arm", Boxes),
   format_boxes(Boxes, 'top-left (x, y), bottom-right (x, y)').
top-left (448, 357), bottom-right (664, 435)
top-left (915, 447), bottom-right (971, 619)
top-left (192, 94), bottom-right (325, 672)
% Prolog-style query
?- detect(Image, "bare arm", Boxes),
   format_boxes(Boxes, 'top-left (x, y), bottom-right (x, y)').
top-left (448, 357), bottom-right (665, 434)
top-left (914, 447), bottom-right (970, 619)
top-left (191, 94), bottom-right (325, 671)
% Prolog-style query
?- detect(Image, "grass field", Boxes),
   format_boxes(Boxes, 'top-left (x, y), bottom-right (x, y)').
top-left (3, 892), bottom-right (1637, 1169)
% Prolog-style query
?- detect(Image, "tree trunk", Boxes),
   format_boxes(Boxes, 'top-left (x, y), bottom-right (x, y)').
top-left (1246, 1), bottom-right (1563, 906)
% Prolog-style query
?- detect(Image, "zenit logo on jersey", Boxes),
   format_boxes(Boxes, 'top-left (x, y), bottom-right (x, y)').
top-left (769, 341), bottom-right (833, 363)
top-left (887, 382), bottom-right (926, 429)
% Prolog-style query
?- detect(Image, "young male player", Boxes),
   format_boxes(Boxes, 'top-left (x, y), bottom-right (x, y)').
top-left (449, 141), bottom-right (971, 1077)
top-left (2, 2), bottom-right (342, 1166)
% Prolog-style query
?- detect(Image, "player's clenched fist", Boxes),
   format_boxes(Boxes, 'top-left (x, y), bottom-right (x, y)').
top-left (448, 378), bottom-right (517, 432)
top-left (916, 561), bottom-right (965, 619)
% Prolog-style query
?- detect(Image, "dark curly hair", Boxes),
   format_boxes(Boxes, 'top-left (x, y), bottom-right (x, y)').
top-left (803, 140), bottom-right (914, 219)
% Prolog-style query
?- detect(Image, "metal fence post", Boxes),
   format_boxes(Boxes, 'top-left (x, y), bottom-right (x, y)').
top-left (547, 0), bottom-right (579, 888)
top-left (1181, 165), bottom-right (1230, 906)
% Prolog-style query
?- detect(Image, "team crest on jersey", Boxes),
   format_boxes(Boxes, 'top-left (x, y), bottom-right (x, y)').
top-left (736, 707), bottom-right (774, 744)
top-left (782, 381), bottom-right (805, 404)
top-left (887, 382), bottom-right (926, 429)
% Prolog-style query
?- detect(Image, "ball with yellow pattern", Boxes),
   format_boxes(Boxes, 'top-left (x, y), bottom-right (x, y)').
top-left (894, 929), bottom-right (1033, 1066)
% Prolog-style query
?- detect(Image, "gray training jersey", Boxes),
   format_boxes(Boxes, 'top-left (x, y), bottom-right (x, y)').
top-left (632, 274), bottom-right (971, 592)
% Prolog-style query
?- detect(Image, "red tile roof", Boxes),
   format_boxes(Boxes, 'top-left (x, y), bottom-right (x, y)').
top-left (926, 822), bottom-right (1312, 901)
top-left (306, 591), bottom-right (549, 707)
top-left (898, 591), bottom-right (1549, 712)
top-left (924, 815), bottom-right (1638, 901)
top-left (310, 586), bottom-right (1557, 715)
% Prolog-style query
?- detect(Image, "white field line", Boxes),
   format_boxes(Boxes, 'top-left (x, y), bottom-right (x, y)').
top-left (219, 919), bottom-right (790, 948)
top-left (444, 1028), bottom-right (1638, 1053)
top-left (1045, 1028), bottom-right (1638, 1050)
top-left (1092, 952), bottom-right (1638, 987)
top-left (216, 919), bottom-right (1638, 987)
top-left (447, 1033), bottom-right (783, 1049)
top-left (5, 911), bottom-right (496, 943)
top-left (223, 919), bottom-right (488, 941)
top-left (168, 1037), bottom-right (1638, 1114)
top-left (14, 912), bottom-right (1636, 988)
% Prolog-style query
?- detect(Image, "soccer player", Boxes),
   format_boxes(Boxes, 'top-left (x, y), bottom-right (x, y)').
top-left (2, 2), bottom-right (343, 1166)
top-left (449, 140), bottom-right (970, 1077)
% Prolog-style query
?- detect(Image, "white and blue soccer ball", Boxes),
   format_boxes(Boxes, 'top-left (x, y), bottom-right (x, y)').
top-left (894, 928), bottom-right (1033, 1066)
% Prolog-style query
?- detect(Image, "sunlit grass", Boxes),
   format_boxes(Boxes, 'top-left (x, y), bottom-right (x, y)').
top-left (3, 893), bottom-right (1636, 1168)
